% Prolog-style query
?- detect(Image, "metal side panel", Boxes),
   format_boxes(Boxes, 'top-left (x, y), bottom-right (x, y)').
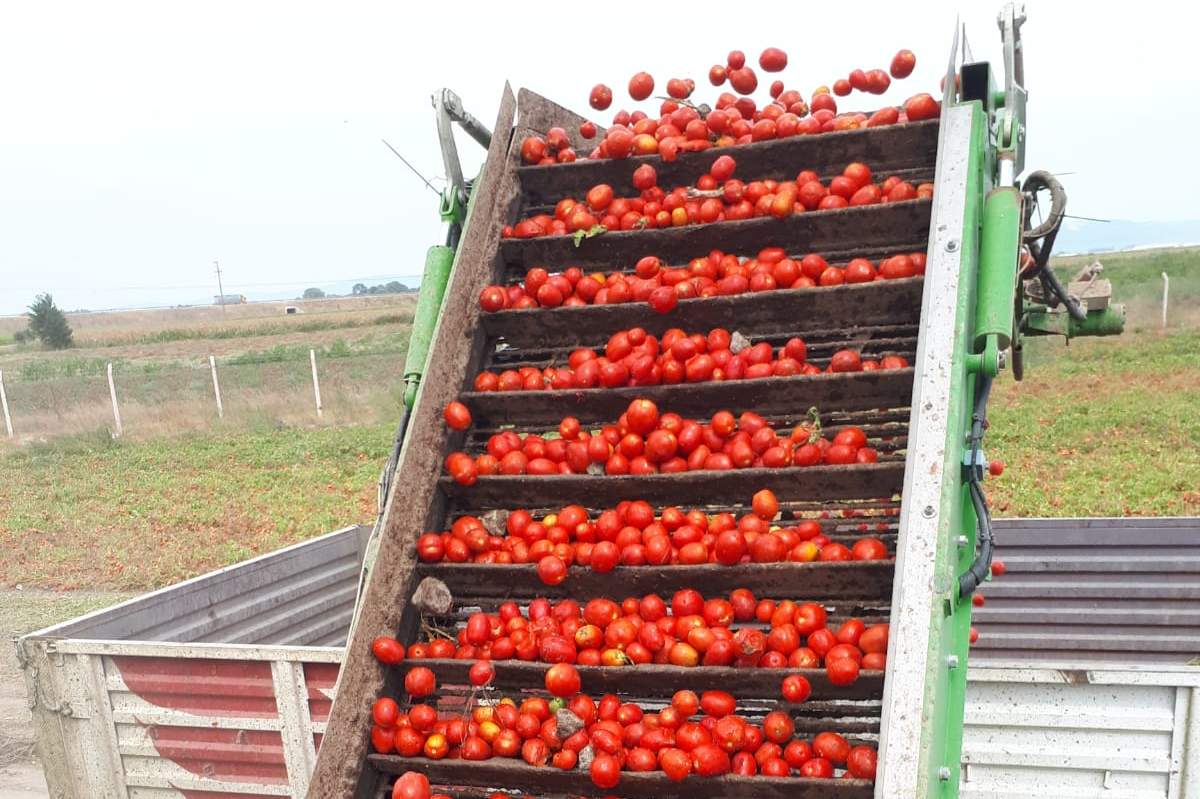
top-left (960, 673), bottom-right (1187, 799)
top-left (877, 102), bottom-right (983, 799)
top-left (27, 526), bottom-right (367, 647)
top-left (21, 635), bottom-right (342, 799)
top-left (974, 517), bottom-right (1200, 665)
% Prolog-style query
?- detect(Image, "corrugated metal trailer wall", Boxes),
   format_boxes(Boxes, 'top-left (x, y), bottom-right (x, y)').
top-left (18, 526), bottom-right (368, 799)
top-left (20, 518), bottom-right (1199, 799)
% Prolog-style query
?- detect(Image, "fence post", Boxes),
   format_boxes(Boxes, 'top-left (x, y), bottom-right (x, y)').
top-left (107, 362), bottom-right (123, 438)
top-left (309, 349), bottom-right (323, 418)
top-left (1162, 272), bottom-right (1170, 329)
top-left (0, 369), bottom-right (13, 439)
top-left (209, 355), bottom-right (224, 419)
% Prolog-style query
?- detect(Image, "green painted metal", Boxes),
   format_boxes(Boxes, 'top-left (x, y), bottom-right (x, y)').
top-left (1024, 303), bottom-right (1127, 337)
top-left (973, 188), bottom-right (1022, 352)
top-left (922, 99), bottom-right (988, 799)
top-left (402, 244), bottom-right (455, 410)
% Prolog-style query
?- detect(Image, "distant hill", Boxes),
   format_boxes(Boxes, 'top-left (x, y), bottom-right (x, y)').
top-left (1056, 219), bottom-right (1200, 255)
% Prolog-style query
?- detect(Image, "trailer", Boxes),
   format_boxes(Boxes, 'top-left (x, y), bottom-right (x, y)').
top-left (20, 518), bottom-right (1199, 798)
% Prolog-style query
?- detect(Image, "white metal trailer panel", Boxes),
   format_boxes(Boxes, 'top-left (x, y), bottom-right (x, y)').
top-left (962, 665), bottom-right (1200, 799)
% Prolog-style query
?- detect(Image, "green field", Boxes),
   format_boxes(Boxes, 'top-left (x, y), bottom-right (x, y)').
top-left (0, 248), bottom-right (1197, 591)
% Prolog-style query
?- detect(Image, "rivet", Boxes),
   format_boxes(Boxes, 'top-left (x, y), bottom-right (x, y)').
top-left (957, 535), bottom-right (969, 547)
top-left (923, 505), bottom-right (936, 518)
top-left (946, 239), bottom-right (960, 252)
top-left (948, 655), bottom-right (959, 669)
top-left (939, 766), bottom-right (953, 781)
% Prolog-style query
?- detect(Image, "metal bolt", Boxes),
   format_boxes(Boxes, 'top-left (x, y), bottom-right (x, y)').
top-left (922, 505), bottom-right (936, 518)
top-left (998, 350), bottom-right (1008, 370)
top-left (947, 655), bottom-right (959, 669)
top-left (945, 239), bottom-right (960, 252)
top-left (939, 766), bottom-right (953, 781)
top-left (957, 535), bottom-right (969, 547)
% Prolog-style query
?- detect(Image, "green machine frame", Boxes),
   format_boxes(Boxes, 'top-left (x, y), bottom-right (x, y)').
top-left (876, 6), bottom-right (1122, 797)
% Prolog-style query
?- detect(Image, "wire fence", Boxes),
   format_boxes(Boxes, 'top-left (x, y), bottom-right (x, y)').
top-left (0, 347), bottom-right (408, 443)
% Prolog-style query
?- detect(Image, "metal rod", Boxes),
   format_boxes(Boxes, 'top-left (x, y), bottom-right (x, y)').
top-left (0, 369), bottom-right (13, 438)
top-left (309, 349), bottom-right (323, 418)
top-left (381, 139), bottom-right (440, 196)
top-left (1162, 272), bottom-right (1170, 329)
top-left (209, 355), bottom-right (224, 419)
top-left (107, 362), bottom-right (123, 437)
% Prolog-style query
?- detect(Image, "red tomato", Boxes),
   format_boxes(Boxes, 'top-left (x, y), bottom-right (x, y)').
top-left (536, 555), bottom-right (567, 586)
top-left (799, 756), bottom-right (834, 778)
top-left (762, 710), bottom-right (794, 743)
top-left (544, 663), bottom-right (581, 697)
top-left (372, 636), bottom-right (405, 665)
top-left (589, 84), bottom-right (613, 111)
top-left (629, 72), bottom-right (655, 101)
top-left (660, 747), bottom-right (692, 781)
top-left (371, 725), bottom-right (396, 753)
top-left (693, 743), bottom-right (732, 776)
top-left (392, 771), bottom-right (431, 799)
top-left (852, 538), bottom-right (889, 561)
top-left (404, 666), bottom-right (436, 698)
top-left (700, 690), bottom-right (736, 718)
top-left (847, 745), bottom-right (878, 778)
top-left (372, 697), bottom-right (399, 726)
top-left (890, 49), bottom-right (917, 79)
top-left (813, 731), bottom-right (851, 764)
top-left (781, 673), bottom-right (812, 703)
top-left (751, 489), bottom-right (780, 520)
top-left (468, 660), bottom-right (494, 687)
top-left (860, 624), bottom-right (889, 654)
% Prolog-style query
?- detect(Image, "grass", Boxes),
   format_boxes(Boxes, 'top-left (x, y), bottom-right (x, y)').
top-left (0, 327), bottom-right (1196, 591)
top-left (0, 423), bottom-right (392, 589)
top-left (987, 329), bottom-right (1200, 517)
top-left (69, 310), bottom-right (414, 348)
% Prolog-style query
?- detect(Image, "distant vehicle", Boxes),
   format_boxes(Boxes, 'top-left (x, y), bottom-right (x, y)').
top-left (213, 294), bottom-right (246, 305)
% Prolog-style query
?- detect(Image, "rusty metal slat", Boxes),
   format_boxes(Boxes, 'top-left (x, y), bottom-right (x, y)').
top-left (463, 369), bottom-right (914, 426)
top-left (517, 119), bottom-right (940, 207)
top-left (368, 755), bottom-right (874, 798)
top-left (416, 559), bottom-right (895, 601)
top-left (392, 659), bottom-right (884, 702)
top-left (499, 200), bottom-right (932, 272)
top-left (440, 462), bottom-right (905, 509)
top-left (482, 277), bottom-right (925, 350)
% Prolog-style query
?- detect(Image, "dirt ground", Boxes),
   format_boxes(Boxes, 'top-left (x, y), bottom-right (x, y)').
top-left (0, 590), bottom-right (130, 799)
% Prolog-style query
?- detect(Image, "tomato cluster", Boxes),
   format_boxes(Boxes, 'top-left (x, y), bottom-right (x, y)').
top-left (472, 326), bottom-right (909, 394)
top-left (518, 47), bottom-right (936, 168)
top-left (399, 588), bottom-right (891, 681)
top-left (415, 488), bottom-right (891, 582)
top-left (444, 399), bottom-right (885, 485)
top-left (503, 158), bottom-right (932, 239)
top-left (480, 246), bottom-right (927, 315)
top-left (375, 685), bottom-right (878, 789)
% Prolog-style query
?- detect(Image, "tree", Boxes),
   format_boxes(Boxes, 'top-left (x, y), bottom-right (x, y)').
top-left (302, 287), bottom-right (326, 299)
top-left (352, 283), bottom-right (367, 296)
top-left (27, 293), bottom-right (73, 349)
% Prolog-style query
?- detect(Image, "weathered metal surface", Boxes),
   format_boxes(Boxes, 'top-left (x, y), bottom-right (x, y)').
top-left (972, 517), bottom-right (1200, 665)
top-left (36, 525), bottom-right (369, 646)
top-left (877, 101), bottom-right (980, 799)
top-left (961, 664), bottom-right (1200, 799)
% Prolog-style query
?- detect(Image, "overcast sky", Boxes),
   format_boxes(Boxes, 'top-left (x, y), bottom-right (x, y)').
top-left (1, 1), bottom-right (1197, 316)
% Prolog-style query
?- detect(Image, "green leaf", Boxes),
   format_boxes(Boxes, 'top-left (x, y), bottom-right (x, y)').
top-left (572, 224), bottom-right (608, 248)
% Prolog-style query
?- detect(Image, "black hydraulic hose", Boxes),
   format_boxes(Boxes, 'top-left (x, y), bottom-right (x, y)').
top-left (958, 374), bottom-right (995, 598)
